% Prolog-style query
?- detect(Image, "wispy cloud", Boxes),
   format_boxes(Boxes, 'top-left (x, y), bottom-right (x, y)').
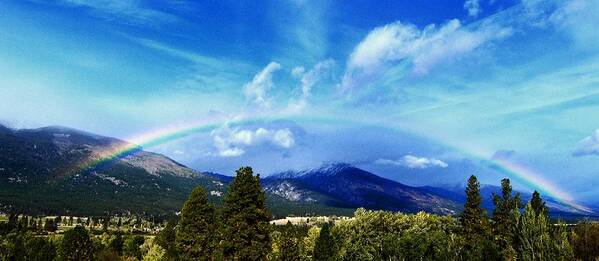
top-left (573, 129), bottom-right (599, 157)
top-left (464, 0), bottom-right (482, 17)
top-left (376, 155), bottom-right (448, 169)
top-left (288, 59), bottom-right (335, 112)
top-left (244, 62), bottom-right (282, 109)
top-left (340, 18), bottom-right (512, 91)
top-left (56, 0), bottom-right (177, 26)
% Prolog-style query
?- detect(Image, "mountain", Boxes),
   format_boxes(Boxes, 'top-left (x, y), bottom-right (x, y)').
top-left (421, 184), bottom-right (596, 218)
top-left (1, 124), bottom-right (593, 218)
top-left (0, 124), bottom-right (226, 216)
top-left (0, 125), bottom-right (353, 217)
top-left (261, 163), bottom-right (461, 215)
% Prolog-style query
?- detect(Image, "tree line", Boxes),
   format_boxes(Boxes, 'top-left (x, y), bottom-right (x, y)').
top-left (2, 168), bottom-right (599, 260)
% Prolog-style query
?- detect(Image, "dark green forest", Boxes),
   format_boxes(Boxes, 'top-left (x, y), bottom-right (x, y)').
top-left (2, 167), bottom-right (599, 260)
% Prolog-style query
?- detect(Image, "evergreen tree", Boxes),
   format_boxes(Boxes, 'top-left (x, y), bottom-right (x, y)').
top-left (314, 222), bottom-right (335, 260)
top-left (175, 186), bottom-right (217, 259)
top-left (59, 226), bottom-right (94, 261)
top-left (530, 190), bottom-right (548, 217)
top-left (125, 235), bottom-right (145, 259)
top-left (44, 218), bottom-right (57, 232)
top-left (277, 221), bottom-right (302, 261)
top-left (156, 220), bottom-right (178, 259)
top-left (109, 232), bottom-right (125, 256)
top-left (26, 237), bottom-right (56, 261)
top-left (492, 178), bottom-right (522, 257)
top-left (220, 166), bottom-right (271, 260)
top-left (459, 175), bottom-right (496, 260)
top-left (460, 175), bottom-right (489, 235)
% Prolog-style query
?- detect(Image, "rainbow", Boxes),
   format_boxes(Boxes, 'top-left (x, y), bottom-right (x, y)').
top-left (76, 116), bottom-right (592, 214)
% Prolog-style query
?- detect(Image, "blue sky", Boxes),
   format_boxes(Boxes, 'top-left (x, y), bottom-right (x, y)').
top-left (1, 0), bottom-right (599, 204)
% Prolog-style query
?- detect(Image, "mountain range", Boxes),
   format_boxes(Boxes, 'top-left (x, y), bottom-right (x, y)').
top-left (0, 124), bottom-right (593, 218)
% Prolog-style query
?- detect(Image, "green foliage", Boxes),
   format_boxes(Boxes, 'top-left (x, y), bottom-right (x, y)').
top-left (491, 178), bottom-right (522, 259)
top-left (124, 235), bottom-right (145, 259)
top-left (569, 221), bottom-right (599, 261)
top-left (155, 220), bottom-right (177, 260)
top-left (271, 222), bottom-right (303, 261)
top-left (460, 175), bottom-right (489, 235)
top-left (109, 232), bottom-right (125, 256)
top-left (514, 203), bottom-right (573, 261)
top-left (459, 175), bottom-right (496, 260)
top-left (531, 190), bottom-right (549, 217)
top-left (314, 222), bottom-right (335, 261)
top-left (25, 236), bottom-right (57, 261)
top-left (220, 167), bottom-right (271, 260)
top-left (59, 226), bottom-right (94, 261)
top-left (44, 218), bottom-right (58, 232)
top-left (175, 186), bottom-right (217, 259)
top-left (0, 232), bottom-right (27, 261)
top-left (331, 208), bottom-right (462, 260)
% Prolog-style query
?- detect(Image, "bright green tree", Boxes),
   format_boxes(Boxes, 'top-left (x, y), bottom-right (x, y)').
top-left (175, 186), bottom-right (216, 259)
top-left (515, 203), bottom-right (573, 261)
top-left (220, 166), bottom-right (271, 260)
top-left (59, 226), bottom-right (94, 261)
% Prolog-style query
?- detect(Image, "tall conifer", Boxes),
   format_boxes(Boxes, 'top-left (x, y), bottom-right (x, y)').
top-left (220, 166), bottom-right (271, 260)
top-left (175, 186), bottom-right (217, 259)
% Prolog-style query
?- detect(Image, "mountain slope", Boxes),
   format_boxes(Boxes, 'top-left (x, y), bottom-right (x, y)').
top-left (262, 163), bottom-right (461, 215)
top-left (0, 125), bottom-right (225, 216)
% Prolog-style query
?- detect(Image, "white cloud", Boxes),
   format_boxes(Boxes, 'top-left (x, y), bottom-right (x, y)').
top-left (211, 125), bottom-right (295, 157)
top-left (340, 18), bottom-right (512, 91)
top-left (287, 59), bottom-right (335, 112)
top-left (291, 66), bottom-right (305, 78)
top-left (573, 129), bottom-right (599, 156)
top-left (376, 155), bottom-right (449, 169)
top-left (549, 0), bottom-right (599, 49)
top-left (244, 62), bottom-right (281, 108)
top-left (464, 0), bottom-right (482, 17)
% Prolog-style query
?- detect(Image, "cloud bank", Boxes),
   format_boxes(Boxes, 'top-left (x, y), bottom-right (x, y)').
top-left (376, 155), bottom-right (448, 169)
top-left (211, 125), bottom-right (295, 157)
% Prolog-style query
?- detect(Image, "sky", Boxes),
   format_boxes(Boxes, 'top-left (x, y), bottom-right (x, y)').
top-left (1, 0), bottom-right (599, 205)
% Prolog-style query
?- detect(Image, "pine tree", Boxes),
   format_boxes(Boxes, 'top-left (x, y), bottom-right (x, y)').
top-left (530, 190), bottom-right (548, 217)
top-left (460, 175), bottom-right (489, 235)
top-left (278, 221), bottom-right (302, 261)
top-left (459, 175), bottom-right (496, 260)
top-left (59, 226), bottom-right (94, 261)
top-left (492, 178), bottom-right (521, 259)
top-left (175, 186), bottom-right (217, 259)
top-left (220, 166), bottom-right (271, 260)
top-left (109, 232), bottom-right (125, 256)
top-left (314, 222), bottom-right (335, 260)
top-left (156, 220), bottom-right (178, 259)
